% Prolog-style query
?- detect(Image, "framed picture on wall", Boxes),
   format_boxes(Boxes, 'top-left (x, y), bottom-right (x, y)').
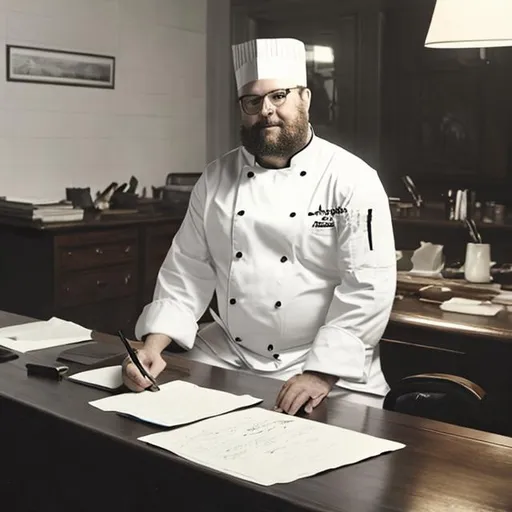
top-left (6, 45), bottom-right (115, 89)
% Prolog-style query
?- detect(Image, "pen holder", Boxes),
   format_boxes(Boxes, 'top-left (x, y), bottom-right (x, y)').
top-left (464, 243), bottom-right (491, 283)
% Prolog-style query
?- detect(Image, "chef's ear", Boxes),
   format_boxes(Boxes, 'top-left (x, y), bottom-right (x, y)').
top-left (299, 87), bottom-right (312, 112)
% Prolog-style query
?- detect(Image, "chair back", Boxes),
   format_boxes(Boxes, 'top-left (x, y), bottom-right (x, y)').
top-left (384, 373), bottom-right (486, 430)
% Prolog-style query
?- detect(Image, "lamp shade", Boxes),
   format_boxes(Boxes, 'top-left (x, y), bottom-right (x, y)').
top-left (425, 0), bottom-right (512, 48)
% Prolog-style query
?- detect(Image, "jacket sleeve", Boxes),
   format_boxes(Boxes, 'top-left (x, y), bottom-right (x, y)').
top-left (135, 172), bottom-right (216, 349)
top-left (303, 167), bottom-right (396, 382)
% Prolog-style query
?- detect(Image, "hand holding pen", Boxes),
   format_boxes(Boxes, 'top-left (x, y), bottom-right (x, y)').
top-left (118, 330), bottom-right (165, 392)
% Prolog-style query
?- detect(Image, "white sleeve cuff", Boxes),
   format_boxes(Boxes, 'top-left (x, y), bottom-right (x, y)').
top-left (134, 299), bottom-right (198, 350)
top-left (303, 325), bottom-right (367, 382)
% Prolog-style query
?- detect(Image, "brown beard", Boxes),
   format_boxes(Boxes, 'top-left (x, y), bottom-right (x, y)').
top-left (240, 105), bottom-right (310, 160)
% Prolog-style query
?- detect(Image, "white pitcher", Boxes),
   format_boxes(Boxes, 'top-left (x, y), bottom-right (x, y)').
top-left (464, 243), bottom-right (491, 283)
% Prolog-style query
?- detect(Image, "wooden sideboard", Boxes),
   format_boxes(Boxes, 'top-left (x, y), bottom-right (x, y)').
top-left (0, 213), bottom-right (183, 337)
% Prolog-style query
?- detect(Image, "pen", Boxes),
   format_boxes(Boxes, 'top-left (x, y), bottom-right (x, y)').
top-left (117, 330), bottom-right (160, 392)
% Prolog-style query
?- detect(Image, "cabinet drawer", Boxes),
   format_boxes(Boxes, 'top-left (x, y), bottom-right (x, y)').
top-left (55, 229), bottom-right (138, 271)
top-left (56, 265), bottom-right (138, 307)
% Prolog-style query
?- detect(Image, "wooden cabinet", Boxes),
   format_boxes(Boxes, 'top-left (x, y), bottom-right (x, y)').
top-left (0, 215), bottom-right (183, 337)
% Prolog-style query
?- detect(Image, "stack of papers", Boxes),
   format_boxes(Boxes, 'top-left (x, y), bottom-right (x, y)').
top-left (139, 407), bottom-right (406, 486)
top-left (0, 317), bottom-right (92, 353)
top-left (89, 380), bottom-right (263, 427)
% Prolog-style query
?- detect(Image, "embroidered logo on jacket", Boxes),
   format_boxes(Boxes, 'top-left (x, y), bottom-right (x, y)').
top-left (308, 204), bottom-right (347, 229)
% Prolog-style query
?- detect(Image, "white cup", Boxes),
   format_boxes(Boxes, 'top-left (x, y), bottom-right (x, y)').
top-left (464, 243), bottom-right (491, 283)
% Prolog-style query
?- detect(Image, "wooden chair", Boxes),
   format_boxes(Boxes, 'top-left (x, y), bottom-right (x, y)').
top-left (383, 373), bottom-right (487, 431)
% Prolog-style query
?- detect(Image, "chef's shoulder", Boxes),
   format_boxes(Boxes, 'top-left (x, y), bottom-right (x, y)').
top-left (317, 137), bottom-right (384, 195)
top-left (201, 146), bottom-right (244, 185)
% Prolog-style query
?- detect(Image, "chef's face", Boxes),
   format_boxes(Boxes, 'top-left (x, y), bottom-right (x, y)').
top-left (239, 79), bottom-right (311, 159)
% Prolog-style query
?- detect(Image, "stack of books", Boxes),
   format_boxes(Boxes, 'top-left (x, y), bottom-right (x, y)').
top-left (0, 197), bottom-right (84, 223)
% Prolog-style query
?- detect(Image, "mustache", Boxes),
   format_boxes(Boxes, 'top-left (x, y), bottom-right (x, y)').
top-left (252, 120), bottom-right (284, 130)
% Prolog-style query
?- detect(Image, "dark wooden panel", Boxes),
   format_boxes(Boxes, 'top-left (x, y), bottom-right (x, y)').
top-left (141, 221), bottom-right (181, 294)
top-left (0, 226), bottom-right (54, 318)
top-left (57, 295), bottom-right (139, 337)
top-left (381, 337), bottom-right (468, 388)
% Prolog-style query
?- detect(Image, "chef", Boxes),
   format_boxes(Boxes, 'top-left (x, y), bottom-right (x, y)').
top-left (123, 38), bottom-right (397, 415)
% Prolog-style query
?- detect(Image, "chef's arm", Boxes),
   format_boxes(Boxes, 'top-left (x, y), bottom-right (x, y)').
top-left (135, 172), bottom-right (216, 350)
top-left (303, 171), bottom-right (396, 383)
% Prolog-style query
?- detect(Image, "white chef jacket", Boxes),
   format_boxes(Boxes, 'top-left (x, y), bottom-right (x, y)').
top-left (135, 132), bottom-right (397, 396)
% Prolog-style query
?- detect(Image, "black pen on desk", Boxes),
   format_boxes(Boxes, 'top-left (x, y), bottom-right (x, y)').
top-left (117, 330), bottom-right (160, 392)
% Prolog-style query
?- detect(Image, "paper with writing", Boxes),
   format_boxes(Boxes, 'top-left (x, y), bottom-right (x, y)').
top-left (139, 407), bottom-right (406, 486)
top-left (0, 317), bottom-right (92, 353)
top-left (89, 380), bottom-right (262, 427)
top-left (68, 365), bottom-right (123, 390)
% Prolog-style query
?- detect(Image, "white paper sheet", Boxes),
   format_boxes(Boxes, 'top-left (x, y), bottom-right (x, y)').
top-left (68, 365), bottom-right (123, 390)
top-left (139, 407), bottom-right (405, 486)
top-left (89, 380), bottom-right (263, 427)
top-left (0, 317), bottom-right (92, 353)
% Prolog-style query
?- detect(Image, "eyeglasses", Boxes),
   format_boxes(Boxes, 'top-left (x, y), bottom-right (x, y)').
top-left (239, 87), bottom-right (301, 115)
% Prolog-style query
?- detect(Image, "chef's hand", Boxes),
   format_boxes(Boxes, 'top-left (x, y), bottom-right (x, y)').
top-left (274, 371), bottom-right (338, 415)
top-left (122, 348), bottom-right (166, 392)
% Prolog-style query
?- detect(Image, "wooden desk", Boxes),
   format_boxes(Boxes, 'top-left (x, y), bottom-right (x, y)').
top-left (1, 311), bottom-right (511, 512)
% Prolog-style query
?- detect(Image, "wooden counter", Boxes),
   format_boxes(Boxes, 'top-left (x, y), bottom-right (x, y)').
top-left (381, 297), bottom-right (512, 408)
top-left (390, 296), bottom-right (512, 344)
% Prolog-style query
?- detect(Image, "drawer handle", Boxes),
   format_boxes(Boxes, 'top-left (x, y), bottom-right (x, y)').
top-left (67, 251), bottom-right (73, 257)
top-left (65, 286), bottom-right (70, 293)
top-left (124, 274), bottom-right (131, 285)
top-left (124, 246), bottom-right (131, 254)
top-left (96, 280), bottom-right (107, 288)
top-left (95, 248), bottom-right (103, 255)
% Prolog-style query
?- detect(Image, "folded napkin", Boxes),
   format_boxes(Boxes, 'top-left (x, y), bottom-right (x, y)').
top-left (440, 298), bottom-right (504, 317)
top-left (409, 241), bottom-right (444, 277)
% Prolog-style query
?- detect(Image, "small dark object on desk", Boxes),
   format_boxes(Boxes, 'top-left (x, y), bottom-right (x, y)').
top-left (491, 263), bottom-right (512, 287)
top-left (110, 192), bottom-right (138, 210)
top-left (418, 285), bottom-right (454, 303)
top-left (0, 346), bottom-right (18, 362)
top-left (66, 187), bottom-right (94, 210)
top-left (442, 261), bottom-right (465, 279)
top-left (26, 363), bottom-right (68, 381)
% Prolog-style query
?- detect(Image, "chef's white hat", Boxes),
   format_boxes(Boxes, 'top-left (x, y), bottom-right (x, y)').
top-left (232, 38), bottom-right (307, 93)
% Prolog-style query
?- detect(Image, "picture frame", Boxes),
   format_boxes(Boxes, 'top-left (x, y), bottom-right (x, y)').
top-left (6, 45), bottom-right (115, 89)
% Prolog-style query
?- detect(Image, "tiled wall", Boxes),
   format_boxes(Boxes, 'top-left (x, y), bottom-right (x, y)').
top-left (0, 0), bottom-right (206, 200)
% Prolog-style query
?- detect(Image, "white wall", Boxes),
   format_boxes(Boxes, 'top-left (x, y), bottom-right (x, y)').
top-left (0, 0), bottom-right (206, 199)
